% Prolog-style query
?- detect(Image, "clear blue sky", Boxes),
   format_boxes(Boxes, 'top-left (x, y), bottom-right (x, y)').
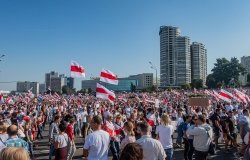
top-left (0, 0), bottom-right (250, 91)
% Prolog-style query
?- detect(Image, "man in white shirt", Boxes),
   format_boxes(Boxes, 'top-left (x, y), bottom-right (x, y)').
top-left (83, 115), bottom-right (110, 160)
top-left (187, 115), bottom-right (213, 160)
top-left (80, 107), bottom-right (88, 138)
top-left (136, 121), bottom-right (166, 160)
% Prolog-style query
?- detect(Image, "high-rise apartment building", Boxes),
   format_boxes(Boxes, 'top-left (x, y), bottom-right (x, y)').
top-left (240, 56), bottom-right (250, 85)
top-left (175, 36), bottom-right (191, 86)
top-left (51, 77), bottom-right (65, 93)
top-left (45, 71), bottom-right (58, 89)
top-left (191, 42), bottom-right (207, 86)
top-left (159, 26), bottom-right (180, 87)
top-left (160, 26), bottom-right (207, 87)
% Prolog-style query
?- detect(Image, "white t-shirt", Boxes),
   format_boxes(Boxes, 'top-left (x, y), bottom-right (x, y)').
top-left (54, 133), bottom-right (69, 148)
top-left (81, 111), bottom-right (88, 123)
top-left (83, 130), bottom-right (110, 160)
top-left (156, 124), bottom-right (174, 149)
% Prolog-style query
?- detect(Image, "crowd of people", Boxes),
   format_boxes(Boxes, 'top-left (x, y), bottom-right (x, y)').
top-left (0, 88), bottom-right (250, 160)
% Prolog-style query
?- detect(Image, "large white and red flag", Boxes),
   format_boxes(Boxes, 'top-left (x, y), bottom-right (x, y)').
top-left (96, 83), bottom-right (116, 104)
top-left (100, 69), bottom-right (118, 85)
top-left (234, 89), bottom-right (249, 104)
top-left (70, 61), bottom-right (85, 78)
top-left (219, 89), bottom-right (233, 103)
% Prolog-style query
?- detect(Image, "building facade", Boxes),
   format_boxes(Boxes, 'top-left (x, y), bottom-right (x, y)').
top-left (81, 78), bottom-right (138, 92)
top-left (175, 36), bottom-right (191, 86)
top-left (16, 81), bottom-right (39, 95)
top-left (45, 71), bottom-right (58, 89)
top-left (240, 56), bottom-right (250, 85)
top-left (106, 78), bottom-right (137, 92)
top-left (128, 73), bottom-right (153, 90)
top-left (81, 79), bottom-right (99, 92)
top-left (159, 26), bottom-right (181, 87)
top-left (50, 77), bottom-right (65, 93)
top-left (66, 77), bottom-right (74, 89)
top-left (191, 42), bottom-right (207, 86)
top-left (39, 83), bottom-right (46, 94)
top-left (160, 26), bottom-right (207, 87)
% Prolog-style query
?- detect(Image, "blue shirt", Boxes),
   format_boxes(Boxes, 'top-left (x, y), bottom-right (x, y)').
top-left (5, 136), bottom-right (29, 152)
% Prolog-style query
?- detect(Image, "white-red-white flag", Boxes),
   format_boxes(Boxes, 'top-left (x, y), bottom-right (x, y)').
top-left (219, 89), bottom-right (233, 103)
top-left (70, 61), bottom-right (85, 78)
top-left (234, 89), bottom-right (248, 104)
top-left (96, 83), bottom-right (116, 104)
top-left (100, 69), bottom-right (118, 85)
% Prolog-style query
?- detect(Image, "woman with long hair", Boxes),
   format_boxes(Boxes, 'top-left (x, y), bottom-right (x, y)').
top-left (156, 113), bottom-right (174, 160)
top-left (120, 121), bottom-right (136, 152)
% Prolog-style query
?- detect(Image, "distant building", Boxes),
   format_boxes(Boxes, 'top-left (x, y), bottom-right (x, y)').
top-left (105, 78), bottom-right (137, 92)
top-left (16, 81), bottom-right (39, 95)
top-left (81, 79), bottom-right (100, 91)
top-left (175, 36), bottom-right (191, 86)
top-left (39, 83), bottom-right (46, 94)
top-left (128, 73), bottom-right (153, 90)
top-left (159, 26), bottom-right (181, 87)
top-left (81, 78), bottom-right (138, 92)
top-left (159, 25), bottom-right (207, 87)
top-left (240, 56), bottom-right (250, 85)
top-left (45, 71), bottom-right (59, 89)
top-left (66, 77), bottom-right (74, 89)
top-left (191, 42), bottom-right (207, 86)
top-left (51, 77), bottom-right (65, 93)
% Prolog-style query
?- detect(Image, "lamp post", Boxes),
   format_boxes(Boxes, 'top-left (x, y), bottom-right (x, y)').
top-left (149, 61), bottom-right (158, 91)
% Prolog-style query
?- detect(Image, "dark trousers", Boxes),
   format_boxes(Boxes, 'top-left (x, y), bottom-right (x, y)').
top-left (188, 139), bottom-right (194, 160)
top-left (184, 139), bottom-right (189, 160)
top-left (194, 150), bottom-right (208, 160)
top-left (184, 139), bottom-right (194, 160)
top-left (37, 125), bottom-right (43, 139)
top-left (110, 140), bottom-right (119, 160)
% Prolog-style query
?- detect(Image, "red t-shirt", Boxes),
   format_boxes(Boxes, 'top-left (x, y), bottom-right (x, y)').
top-left (66, 124), bottom-right (74, 141)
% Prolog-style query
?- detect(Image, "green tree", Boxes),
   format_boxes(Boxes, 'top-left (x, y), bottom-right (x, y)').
top-left (208, 57), bottom-right (246, 88)
top-left (247, 74), bottom-right (250, 83)
top-left (191, 79), bottom-right (203, 89)
top-left (62, 85), bottom-right (76, 95)
top-left (206, 74), bottom-right (217, 89)
top-left (181, 83), bottom-right (191, 90)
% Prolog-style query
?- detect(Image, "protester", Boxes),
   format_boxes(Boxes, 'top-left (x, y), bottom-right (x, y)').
top-left (187, 115), bottom-right (213, 160)
top-left (0, 147), bottom-right (30, 160)
top-left (54, 123), bottom-right (69, 160)
top-left (5, 125), bottom-right (29, 152)
top-left (156, 113), bottom-right (174, 160)
top-left (136, 121), bottom-right (166, 160)
top-left (83, 115), bottom-right (110, 160)
top-left (66, 118), bottom-right (76, 160)
top-left (120, 121), bottom-right (136, 152)
top-left (182, 114), bottom-right (193, 160)
top-left (103, 114), bottom-right (119, 160)
top-left (49, 115), bottom-right (60, 160)
top-left (120, 143), bottom-right (143, 160)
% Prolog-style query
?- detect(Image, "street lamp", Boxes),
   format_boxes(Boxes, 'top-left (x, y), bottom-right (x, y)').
top-left (149, 61), bottom-right (158, 91)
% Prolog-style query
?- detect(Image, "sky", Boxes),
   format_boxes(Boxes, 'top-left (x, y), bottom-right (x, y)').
top-left (0, 0), bottom-right (250, 91)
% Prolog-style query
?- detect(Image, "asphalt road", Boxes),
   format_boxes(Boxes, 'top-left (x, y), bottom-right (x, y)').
top-left (33, 126), bottom-right (241, 160)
